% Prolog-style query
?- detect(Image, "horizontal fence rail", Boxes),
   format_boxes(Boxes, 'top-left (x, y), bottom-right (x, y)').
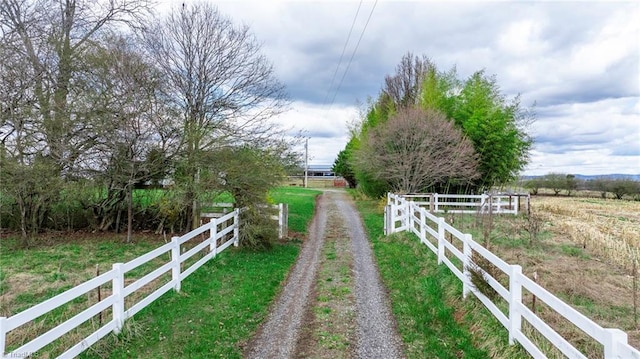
top-left (1, 204), bottom-right (286, 359)
top-left (385, 193), bottom-right (639, 359)
top-left (202, 203), bottom-right (288, 239)
top-left (397, 192), bottom-right (529, 215)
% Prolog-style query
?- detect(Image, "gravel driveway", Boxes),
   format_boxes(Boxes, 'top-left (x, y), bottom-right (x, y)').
top-left (244, 190), bottom-right (404, 359)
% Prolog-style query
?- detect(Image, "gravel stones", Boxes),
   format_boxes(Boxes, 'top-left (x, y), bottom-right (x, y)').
top-left (245, 190), bottom-right (404, 359)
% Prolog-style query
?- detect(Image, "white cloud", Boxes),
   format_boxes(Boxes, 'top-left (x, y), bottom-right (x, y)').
top-left (529, 97), bottom-right (640, 175)
top-left (272, 101), bottom-right (357, 165)
top-left (566, 9), bottom-right (639, 79)
top-left (498, 19), bottom-right (549, 58)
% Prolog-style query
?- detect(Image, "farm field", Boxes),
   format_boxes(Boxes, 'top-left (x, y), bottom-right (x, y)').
top-left (445, 195), bottom-right (639, 356)
top-left (532, 195), bottom-right (639, 270)
top-left (0, 187), bottom-right (320, 358)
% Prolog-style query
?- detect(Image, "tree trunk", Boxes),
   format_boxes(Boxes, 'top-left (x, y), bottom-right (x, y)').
top-left (18, 196), bottom-right (28, 248)
top-left (115, 207), bottom-right (121, 233)
top-left (127, 183), bottom-right (133, 243)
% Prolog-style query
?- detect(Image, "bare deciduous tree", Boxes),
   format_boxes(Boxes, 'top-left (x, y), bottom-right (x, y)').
top-left (0, 1), bottom-right (294, 240)
top-left (143, 2), bottom-right (289, 229)
top-left (383, 53), bottom-right (434, 108)
top-left (356, 107), bottom-right (479, 194)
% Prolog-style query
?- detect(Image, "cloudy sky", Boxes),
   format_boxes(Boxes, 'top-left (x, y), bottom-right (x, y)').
top-left (162, 0), bottom-right (639, 176)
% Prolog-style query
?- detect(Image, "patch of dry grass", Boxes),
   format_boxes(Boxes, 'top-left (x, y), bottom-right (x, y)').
top-left (532, 196), bottom-right (640, 271)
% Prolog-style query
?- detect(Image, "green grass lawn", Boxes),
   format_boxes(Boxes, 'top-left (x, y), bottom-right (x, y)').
top-left (0, 236), bottom-right (163, 316)
top-left (270, 187), bottom-right (322, 234)
top-left (353, 195), bottom-right (528, 359)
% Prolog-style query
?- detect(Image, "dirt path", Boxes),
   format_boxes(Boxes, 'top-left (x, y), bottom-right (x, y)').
top-left (244, 190), bottom-right (404, 359)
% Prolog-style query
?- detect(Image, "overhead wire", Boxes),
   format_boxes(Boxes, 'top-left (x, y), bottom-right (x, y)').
top-left (322, 0), bottom-right (363, 106)
top-left (327, 0), bottom-right (378, 110)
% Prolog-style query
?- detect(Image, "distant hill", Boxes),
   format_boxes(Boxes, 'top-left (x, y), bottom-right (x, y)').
top-left (521, 174), bottom-right (640, 181)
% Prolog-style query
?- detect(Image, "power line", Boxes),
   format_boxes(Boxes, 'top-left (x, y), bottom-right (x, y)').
top-left (328, 0), bottom-right (378, 109)
top-left (322, 0), bottom-right (363, 106)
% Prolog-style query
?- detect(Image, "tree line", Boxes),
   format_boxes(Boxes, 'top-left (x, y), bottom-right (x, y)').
top-left (0, 1), bottom-right (295, 246)
top-left (524, 174), bottom-right (640, 199)
top-left (333, 53), bottom-right (533, 196)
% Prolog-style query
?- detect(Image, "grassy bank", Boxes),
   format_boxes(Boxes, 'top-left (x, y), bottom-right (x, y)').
top-left (353, 196), bottom-right (527, 358)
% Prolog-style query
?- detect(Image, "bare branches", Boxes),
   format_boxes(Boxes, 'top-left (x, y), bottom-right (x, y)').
top-left (142, 2), bottom-right (288, 151)
top-left (356, 107), bottom-right (479, 193)
top-left (1, 1), bottom-right (293, 235)
top-left (0, 0), bottom-right (152, 172)
top-left (383, 53), bottom-right (434, 108)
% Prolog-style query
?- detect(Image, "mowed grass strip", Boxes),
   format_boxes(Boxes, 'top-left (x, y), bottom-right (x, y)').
top-left (353, 196), bottom-right (527, 359)
top-left (296, 200), bottom-right (356, 358)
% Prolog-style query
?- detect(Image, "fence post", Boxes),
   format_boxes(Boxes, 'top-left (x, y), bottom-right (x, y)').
top-left (393, 198), bottom-right (399, 232)
top-left (437, 217), bottom-right (445, 264)
top-left (396, 197), bottom-right (400, 227)
top-left (392, 196), bottom-right (399, 232)
top-left (284, 204), bottom-right (288, 237)
top-left (209, 219), bottom-right (218, 256)
top-left (112, 263), bottom-right (125, 334)
top-left (171, 237), bottom-right (181, 292)
top-left (419, 208), bottom-right (426, 244)
top-left (604, 328), bottom-right (627, 358)
top-left (388, 203), bottom-right (393, 234)
top-left (489, 195), bottom-right (493, 214)
top-left (403, 198), bottom-right (413, 231)
top-left (481, 193), bottom-right (487, 213)
top-left (463, 234), bottom-right (472, 299)
top-left (233, 208), bottom-right (240, 247)
top-left (434, 193), bottom-right (439, 212)
top-left (0, 316), bottom-right (7, 356)
top-left (384, 205), bottom-right (390, 236)
top-left (509, 265), bottom-right (523, 345)
top-left (429, 193), bottom-right (434, 212)
top-left (390, 201), bottom-right (397, 234)
top-left (277, 203), bottom-right (283, 239)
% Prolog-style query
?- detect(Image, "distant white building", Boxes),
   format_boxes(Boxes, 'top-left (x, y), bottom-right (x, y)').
top-left (307, 164), bottom-right (335, 177)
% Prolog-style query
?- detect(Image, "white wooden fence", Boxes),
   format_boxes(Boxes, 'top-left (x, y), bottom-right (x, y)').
top-left (401, 192), bottom-right (528, 215)
top-left (385, 193), bottom-right (639, 359)
top-left (0, 204), bottom-right (286, 359)
top-left (202, 203), bottom-right (288, 239)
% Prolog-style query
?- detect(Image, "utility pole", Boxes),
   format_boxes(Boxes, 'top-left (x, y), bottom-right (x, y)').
top-left (304, 138), bottom-right (309, 188)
